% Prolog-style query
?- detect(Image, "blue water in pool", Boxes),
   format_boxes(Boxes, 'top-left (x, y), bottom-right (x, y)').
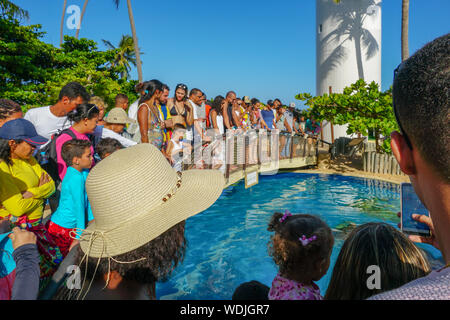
top-left (156, 172), bottom-right (442, 300)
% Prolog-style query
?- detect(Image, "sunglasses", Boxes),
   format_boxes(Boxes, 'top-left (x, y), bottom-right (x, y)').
top-left (87, 105), bottom-right (99, 117)
top-left (176, 84), bottom-right (188, 90)
top-left (393, 62), bottom-right (413, 150)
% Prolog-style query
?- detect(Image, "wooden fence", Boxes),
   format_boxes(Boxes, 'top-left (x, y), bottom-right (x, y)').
top-left (363, 151), bottom-right (405, 176)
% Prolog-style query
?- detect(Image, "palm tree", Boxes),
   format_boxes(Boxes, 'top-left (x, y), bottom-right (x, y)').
top-left (75, 0), bottom-right (89, 39)
top-left (113, 0), bottom-right (143, 82)
top-left (0, 0), bottom-right (29, 20)
top-left (401, 0), bottom-right (409, 61)
top-left (60, 0), bottom-right (67, 47)
top-left (103, 35), bottom-right (142, 80)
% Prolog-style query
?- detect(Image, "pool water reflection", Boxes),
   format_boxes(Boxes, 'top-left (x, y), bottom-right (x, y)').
top-left (156, 173), bottom-right (442, 300)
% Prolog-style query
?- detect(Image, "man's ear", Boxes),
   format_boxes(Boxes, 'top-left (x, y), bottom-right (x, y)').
top-left (391, 131), bottom-right (416, 176)
top-left (103, 270), bottom-right (123, 290)
top-left (61, 96), bottom-right (71, 106)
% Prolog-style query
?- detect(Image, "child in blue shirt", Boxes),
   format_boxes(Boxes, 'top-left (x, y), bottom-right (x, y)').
top-left (46, 139), bottom-right (94, 257)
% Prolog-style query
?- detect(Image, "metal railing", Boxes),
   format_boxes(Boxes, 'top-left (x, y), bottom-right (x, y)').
top-left (181, 129), bottom-right (319, 185)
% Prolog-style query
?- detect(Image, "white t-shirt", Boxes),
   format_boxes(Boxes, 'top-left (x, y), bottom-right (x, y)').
top-left (128, 99), bottom-right (140, 121)
top-left (24, 106), bottom-right (71, 144)
top-left (101, 127), bottom-right (137, 148)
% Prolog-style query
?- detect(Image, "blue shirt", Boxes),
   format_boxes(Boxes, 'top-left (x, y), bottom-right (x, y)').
top-left (50, 167), bottom-right (93, 239)
top-left (305, 119), bottom-right (319, 133)
top-left (0, 232), bottom-right (15, 279)
top-left (261, 109), bottom-right (275, 129)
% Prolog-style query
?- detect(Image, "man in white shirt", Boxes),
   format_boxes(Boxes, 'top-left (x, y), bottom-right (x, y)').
top-left (24, 82), bottom-right (90, 141)
top-left (187, 88), bottom-right (210, 143)
top-left (128, 82), bottom-right (147, 121)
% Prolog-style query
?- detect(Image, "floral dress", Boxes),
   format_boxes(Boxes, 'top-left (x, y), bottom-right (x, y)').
top-left (268, 273), bottom-right (323, 300)
top-left (132, 103), bottom-right (164, 149)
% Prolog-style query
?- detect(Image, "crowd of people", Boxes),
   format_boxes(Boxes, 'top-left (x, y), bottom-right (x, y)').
top-left (0, 34), bottom-right (448, 300)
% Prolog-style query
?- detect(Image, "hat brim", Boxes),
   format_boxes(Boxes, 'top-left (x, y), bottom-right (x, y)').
top-left (105, 117), bottom-right (136, 124)
top-left (79, 169), bottom-right (224, 258)
top-left (23, 135), bottom-right (48, 146)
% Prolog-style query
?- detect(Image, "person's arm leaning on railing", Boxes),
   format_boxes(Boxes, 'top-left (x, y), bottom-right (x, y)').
top-left (184, 102), bottom-right (194, 127)
top-left (137, 105), bottom-right (150, 143)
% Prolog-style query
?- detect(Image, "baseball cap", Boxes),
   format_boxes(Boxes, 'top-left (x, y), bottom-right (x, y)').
top-left (104, 108), bottom-right (136, 124)
top-left (0, 118), bottom-right (47, 146)
top-left (243, 96), bottom-right (251, 104)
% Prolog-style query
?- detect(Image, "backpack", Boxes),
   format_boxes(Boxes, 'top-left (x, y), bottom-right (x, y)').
top-left (35, 129), bottom-right (77, 186)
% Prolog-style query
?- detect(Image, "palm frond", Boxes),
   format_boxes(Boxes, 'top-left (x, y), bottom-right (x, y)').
top-left (361, 29), bottom-right (379, 60)
top-left (0, 0), bottom-right (29, 20)
top-left (102, 39), bottom-right (116, 50)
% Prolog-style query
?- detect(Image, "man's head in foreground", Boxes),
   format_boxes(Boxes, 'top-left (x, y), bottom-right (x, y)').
top-left (390, 33), bottom-right (449, 262)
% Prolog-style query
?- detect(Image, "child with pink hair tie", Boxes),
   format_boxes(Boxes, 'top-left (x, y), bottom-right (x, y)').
top-left (267, 210), bottom-right (334, 300)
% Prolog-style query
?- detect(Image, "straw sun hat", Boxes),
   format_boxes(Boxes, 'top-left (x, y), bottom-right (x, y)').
top-left (78, 143), bottom-right (225, 258)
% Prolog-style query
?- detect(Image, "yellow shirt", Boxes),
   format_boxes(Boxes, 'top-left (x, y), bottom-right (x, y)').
top-left (157, 104), bottom-right (173, 143)
top-left (0, 157), bottom-right (55, 221)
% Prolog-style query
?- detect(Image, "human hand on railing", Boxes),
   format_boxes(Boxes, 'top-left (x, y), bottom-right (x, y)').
top-left (397, 211), bottom-right (439, 250)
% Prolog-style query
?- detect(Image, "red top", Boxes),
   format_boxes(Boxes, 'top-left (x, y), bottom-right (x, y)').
top-left (205, 104), bottom-right (212, 127)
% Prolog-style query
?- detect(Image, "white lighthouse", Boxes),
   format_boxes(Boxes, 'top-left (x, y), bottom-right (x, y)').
top-left (316, 0), bottom-right (382, 142)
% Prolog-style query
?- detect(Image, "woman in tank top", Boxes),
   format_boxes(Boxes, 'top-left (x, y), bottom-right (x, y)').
top-left (133, 80), bottom-right (165, 150)
top-left (167, 84), bottom-right (194, 128)
top-left (210, 95), bottom-right (225, 136)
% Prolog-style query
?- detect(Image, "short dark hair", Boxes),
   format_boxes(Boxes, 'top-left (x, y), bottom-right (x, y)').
top-left (250, 98), bottom-right (260, 105)
top-left (393, 33), bottom-right (450, 182)
top-left (96, 138), bottom-right (123, 159)
top-left (226, 91), bottom-right (236, 99)
top-left (189, 88), bottom-right (202, 97)
top-left (115, 94), bottom-right (128, 103)
top-left (58, 82), bottom-right (90, 103)
top-left (61, 139), bottom-right (92, 166)
top-left (0, 99), bottom-right (22, 120)
top-left (232, 281), bottom-right (269, 300)
top-left (162, 84), bottom-right (170, 92)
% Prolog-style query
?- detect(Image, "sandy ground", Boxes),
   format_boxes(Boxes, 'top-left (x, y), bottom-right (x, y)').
top-left (292, 147), bottom-right (410, 185)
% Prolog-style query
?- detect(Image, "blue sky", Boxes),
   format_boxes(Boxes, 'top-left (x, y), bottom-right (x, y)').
top-left (14, 0), bottom-right (450, 109)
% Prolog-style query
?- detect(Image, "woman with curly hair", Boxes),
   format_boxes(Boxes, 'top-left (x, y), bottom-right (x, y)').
top-left (55, 221), bottom-right (187, 300)
top-left (267, 210), bottom-right (334, 300)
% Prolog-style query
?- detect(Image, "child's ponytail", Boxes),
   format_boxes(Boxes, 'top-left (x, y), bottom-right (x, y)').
top-left (268, 210), bottom-right (292, 232)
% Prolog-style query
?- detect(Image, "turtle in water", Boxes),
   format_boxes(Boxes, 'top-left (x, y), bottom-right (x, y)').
top-left (332, 221), bottom-right (358, 240)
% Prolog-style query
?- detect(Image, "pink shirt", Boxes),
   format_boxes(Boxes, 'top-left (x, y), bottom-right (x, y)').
top-left (269, 273), bottom-right (322, 300)
top-left (56, 127), bottom-right (94, 181)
